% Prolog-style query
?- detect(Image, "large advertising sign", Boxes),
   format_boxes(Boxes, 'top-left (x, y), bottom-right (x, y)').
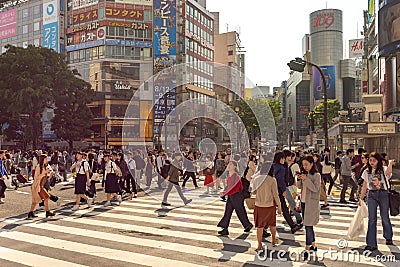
top-left (0, 9), bottom-right (16, 40)
top-left (72, 6), bottom-right (146, 25)
top-left (310, 9), bottom-right (342, 34)
top-left (349, 39), bottom-right (364, 58)
top-left (43, 0), bottom-right (59, 52)
top-left (153, 0), bottom-right (177, 127)
top-left (72, 0), bottom-right (98, 10)
top-left (378, 1), bottom-right (400, 55)
top-left (313, 66), bottom-right (336, 100)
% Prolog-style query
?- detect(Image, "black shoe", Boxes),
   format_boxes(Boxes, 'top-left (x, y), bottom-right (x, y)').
top-left (46, 211), bottom-right (55, 218)
top-left (27, 211), bottom-right (37, 219)
top-left (310, 246), bottom-right (317, 251)
top-left (321, 204), bottom-right (329, 208)
top-left (339, 200), bottom-right (348, 204)
top-left (386, 240), bottom-right (394, 246)
top-left (39, 201), bottom-right (44, 207)
top-left (161, 202), bottom-right (171, 206)
top-left (291, 224), bottom-right (302, 234)
top-left (218, 228), bottom-right (229, 236)
top-left (244, 224), bottom-right (253, 233)
top-left (302, 250), bottom-right (309, 261)
top-left (349, 198), bottom-right (357, 202)
top-left (263, 229), bottom-right (271, 238)
top-left (364, 246), bottom-right (377, 251)
top-left (184, 199), bottom-right (193, 205)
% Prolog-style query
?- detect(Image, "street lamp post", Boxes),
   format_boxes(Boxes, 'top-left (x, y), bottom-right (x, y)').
top-left (287, 58), bottom-right (329, 148)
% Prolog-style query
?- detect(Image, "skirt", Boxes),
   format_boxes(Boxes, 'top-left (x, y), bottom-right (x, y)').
top-left (105, 173), bottom-right (120, 194)
top-left (204, 174), bottom-right (214, 186)
top-left (254, 205), bottom-right (276, 228)
top-left (75, 174), bottom-right (87, 194)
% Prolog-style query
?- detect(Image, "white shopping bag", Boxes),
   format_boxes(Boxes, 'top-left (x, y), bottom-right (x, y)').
top-left (3, 176), bottom-right (12, 188)
top-left (347, 201), bottom-right (368, 240)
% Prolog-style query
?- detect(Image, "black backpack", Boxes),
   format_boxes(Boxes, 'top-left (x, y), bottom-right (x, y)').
top-left (286, 163), bottom-right (296, 186)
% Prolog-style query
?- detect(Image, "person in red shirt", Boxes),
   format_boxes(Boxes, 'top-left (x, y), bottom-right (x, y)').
top-left (352, 148), bottom-right (366, 179)
top-left (217, 161), bottom-right (253, 236)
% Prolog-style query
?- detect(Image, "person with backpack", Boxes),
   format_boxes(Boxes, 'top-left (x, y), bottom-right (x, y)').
top-left (126, 152), bottom-right (138, 198)
top-left (87, 152), bottom-right (98, 199)
top-left (70, 151), bottom-right (93, 211)
top-left (273, 152), bottom-right (302, 234)
top-left (333, 151), bottom-right (343, 183)
top-left (133, 150), bottom-right (146, 189)
top-left (284, 150), bottom-right (303, 225)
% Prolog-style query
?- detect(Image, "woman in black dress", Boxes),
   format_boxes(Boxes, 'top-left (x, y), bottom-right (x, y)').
top-left (104, 153), bottom-right (122, 206)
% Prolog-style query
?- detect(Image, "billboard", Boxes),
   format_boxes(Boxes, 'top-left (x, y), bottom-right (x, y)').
top-left (153, 0), bottom-right (177, 127)
top-left (115, 0), bottom-right (152, 5)
top-left (72, 0), bottom-right (98, 10)
top-left (0, 9), bottom-right (16, 40)
top-left (310, 9), bottom-right (342, 34)
top-left (378, 1), bottom-right (400, 55)
top-left (43, 0), bottom-right (59, 52)
top-left (313, 65), bottom-right (336, 100)
top-left (349, 39), bottom-right (364, 58)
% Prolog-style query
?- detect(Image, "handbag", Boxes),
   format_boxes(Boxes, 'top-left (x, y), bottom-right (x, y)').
top-left (91, 173), bottom-right (101, 182)
top-left (16, 174), bottom-right (27, 183)
top-left (382, 172), bottom-right (400, 216)
top-left (321, 161), bottom-right (332, 174)
top-left (38, 187), bottom-right (50, 200)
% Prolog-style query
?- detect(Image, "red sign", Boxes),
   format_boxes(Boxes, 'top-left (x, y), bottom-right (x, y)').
top-left (73, 9), bottom-right (98, 24)
top-left (313, 12), bottom-right (335, 29)
top-left (363, 81), bottom-right (368, 93)
top-left (105, 7), bottom-right (143, 20)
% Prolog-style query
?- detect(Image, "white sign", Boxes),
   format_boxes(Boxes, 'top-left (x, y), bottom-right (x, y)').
top-left (114, 81), bottom-right (131, 90)
top-left (72, 0), bottom-right (98, 10)
top-left (115, 0), bottom-right (152, 4)
top-left (367, 123), bottom-right (396, 134)
top-left (43, 0), bottom-right (58, 25)
top-left (349, 39), bottom-right (364, 58)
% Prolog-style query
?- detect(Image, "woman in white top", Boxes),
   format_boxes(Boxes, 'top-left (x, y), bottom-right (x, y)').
top-left (104, 153), bottom-right (122, 206)
top-left (70, 152), bottom-right (92, 211)
top-left (359, 152), bottom-right (395, 251)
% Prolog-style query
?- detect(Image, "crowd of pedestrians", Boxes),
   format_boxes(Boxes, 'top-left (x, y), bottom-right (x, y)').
top-left (0, 146), bottom-right (397, 258)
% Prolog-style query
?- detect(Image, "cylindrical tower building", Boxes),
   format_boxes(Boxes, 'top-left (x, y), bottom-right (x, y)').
top-left (310, 9), bottom-right (343, 107)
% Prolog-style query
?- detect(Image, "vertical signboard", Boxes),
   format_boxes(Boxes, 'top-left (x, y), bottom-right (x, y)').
top-left (153, 0), bottom-right (177, 127)
top-left (43, 0), bottom-right (59, 52)
top-left (313, 65), bottom-right (336, 100)
top-left (349, 39), bottom-right (364, 58)
top-left (0, 9), bottom-right (16, 41)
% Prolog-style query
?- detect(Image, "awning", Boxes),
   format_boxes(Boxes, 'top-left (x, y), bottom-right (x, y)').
top-left (186, 84), bottom-right (215, 97)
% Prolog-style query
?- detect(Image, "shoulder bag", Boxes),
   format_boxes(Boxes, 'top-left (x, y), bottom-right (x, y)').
top-left (382, 172), bottom-right (400, 216)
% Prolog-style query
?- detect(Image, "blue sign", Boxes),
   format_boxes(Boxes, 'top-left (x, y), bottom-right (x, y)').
top-left (154, 0), bottom-right (177, 56)
top-left (42, 22), bottom-right (58, 52)
top-left (313, 65), bottom-right (336, 100)
top-left (105, 39), bottom-right (152, 47)
top-left (66, 39), bottom-right (105, 52)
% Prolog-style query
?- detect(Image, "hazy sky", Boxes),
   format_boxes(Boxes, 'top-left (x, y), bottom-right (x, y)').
top-left (207, 0), bottom-right (368, 89)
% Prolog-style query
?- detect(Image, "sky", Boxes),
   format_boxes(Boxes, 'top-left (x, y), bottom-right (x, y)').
top-left (207, 0), bottom-right (369, 90)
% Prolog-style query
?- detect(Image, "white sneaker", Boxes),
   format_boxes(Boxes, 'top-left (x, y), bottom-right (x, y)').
top-left (56, 198), bottom-right (61, 207)
top-left (104, 201), bottom-right (111, 207)
top-left (87, 198), bottom-right (93, 207)
top-left (117, 195), bottom-right (122, 205)
top-left (71, 205), bottom-right (79, 211)
top-left (0, 198), bottom-right (4, 204)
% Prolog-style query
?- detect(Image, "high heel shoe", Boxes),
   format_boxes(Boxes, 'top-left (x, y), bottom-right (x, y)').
top-left (27, 211), bottom-right (37, 219)
top-left (46, 211), bottom-right (55, 218)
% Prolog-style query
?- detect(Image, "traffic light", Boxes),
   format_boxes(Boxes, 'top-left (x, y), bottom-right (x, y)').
top-left (287, 59), bottom-right (306, 72)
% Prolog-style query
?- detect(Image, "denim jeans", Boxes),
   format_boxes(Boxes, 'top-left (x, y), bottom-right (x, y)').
top-left (285, 187), bottom-right (302, 223)
top-left (366, 190), bottom-right (393, 247)
top-left (301, 202), bottom-right (315, 245)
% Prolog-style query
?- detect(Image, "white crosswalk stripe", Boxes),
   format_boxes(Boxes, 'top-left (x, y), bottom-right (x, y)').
top-left (0, 194), bottom-right (399, 266)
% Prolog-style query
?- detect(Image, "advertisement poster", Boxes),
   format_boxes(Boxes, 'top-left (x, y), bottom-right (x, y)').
top-left (0, 9), bottom-right (16, 40)
top-left (313, 65), bottom-right (336, 100)
top-left (378, 1), bottom-right (400, 54)
top-left (153, 0), bottom-right (177, 127)
top-left (43, 0), bottom-right (59, 52)
top-left (299, 106), bottom-right (310, 129)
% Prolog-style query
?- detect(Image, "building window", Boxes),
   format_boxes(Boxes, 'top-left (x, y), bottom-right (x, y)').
top-left (22, 25), bottom-right (28, 34)
top-left (228, 50), bottom-right (233, 56)
top-left (33, 22), bottom-right (40, 32)
top-left (33, 5), bottom-right (41, 19)
top-left (33, 38), bottom-right (40, 47)
top-left (144, 10), bottom-right (152, 22)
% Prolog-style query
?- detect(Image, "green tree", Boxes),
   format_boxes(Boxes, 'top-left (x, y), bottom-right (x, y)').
top-left (313, 99), bottom-right (341, 128)
top-left (0, 45), bottom-right (93, 149)
top-left (266, 99), bottom-right (283, 125)
top-left (51, 73), bottom-right (93, 151)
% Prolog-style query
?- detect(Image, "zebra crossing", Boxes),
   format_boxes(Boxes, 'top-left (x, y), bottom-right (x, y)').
top-left (0, 191), bottom-right (399, 267)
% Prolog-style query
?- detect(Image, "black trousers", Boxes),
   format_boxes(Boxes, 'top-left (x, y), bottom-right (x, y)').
top-left (340, 175), bottom-right (357, 201)
top-left (217, 192), bottom-right (252, 229)
top-left (126, 173), bottom-right (137, 194)
top-left (182, 171), bottom-right (198, 187)
top-left (0, 180), bottom-right (6, 198)
top-left (322, 173), bottom-right (335, 195)
top-left (279, 193), bottom-right (296, 229)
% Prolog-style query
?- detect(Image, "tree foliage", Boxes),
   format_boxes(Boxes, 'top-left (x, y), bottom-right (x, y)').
top-left (313, 99), bottom-right (341, 128)
top-left (0, 45), bottom-right (93, 149)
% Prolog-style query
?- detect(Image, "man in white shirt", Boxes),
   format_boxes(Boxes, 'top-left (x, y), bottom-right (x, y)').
top-left (126, 152), bottom-right (137, 197)
top-left (156, 151), bottom-right (165, 189)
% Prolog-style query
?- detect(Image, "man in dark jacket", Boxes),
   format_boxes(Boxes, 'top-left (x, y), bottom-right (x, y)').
top-left (162, 153), bottom-right (192, 206)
